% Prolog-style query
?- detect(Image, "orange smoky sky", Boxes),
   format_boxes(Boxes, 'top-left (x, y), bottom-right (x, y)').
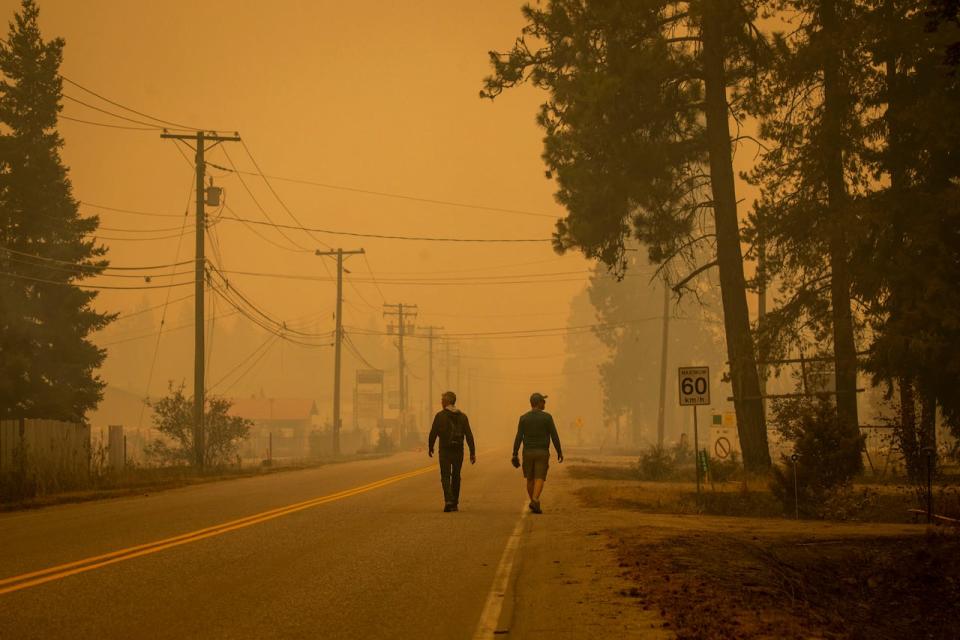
top-left (2, 1), bottom-right (761, 432)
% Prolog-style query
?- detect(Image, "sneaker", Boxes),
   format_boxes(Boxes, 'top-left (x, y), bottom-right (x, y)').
top-left (529, 500), bottom-right (537, 512)
top-left (443, 503), bottom-right (453, 512)
top-left (531, 500), bottom-right (542, 514)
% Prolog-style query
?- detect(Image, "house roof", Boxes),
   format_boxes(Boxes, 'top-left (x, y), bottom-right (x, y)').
top-left (228, 398), bottom-right (319, 422)
top-left (88, 385), bottom-right (155, 431)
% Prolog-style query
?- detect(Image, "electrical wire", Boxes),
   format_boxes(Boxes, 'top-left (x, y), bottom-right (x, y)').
top-left (112, 293), bottom-right (193, 322)
top-left (219, 146), bottom-right (315, 253)
top-left (208, 334), bottom-right (278, 392)
top-left (61, 94), bottom-right (170, 129)
top-left (137, 174), bottom-right (195, 427)
top-left (0, 270), bottom-right (194, 290)
top-left (2, 254), bottom-right (193, 280)
top-left (219, 336), bottom-right (282, 396)
top-left (342, 332), bottom-right (380, 371)
top-left (360, 253), bottom-right (387, 303)
top-left (79, 201), bottom-right (191, 219)
top-left (1, 246), bottom-right (194, 271)
top-left (207, 162), bottom-right (558, 219)
top-left (239, 140), bottom-right (333, 251)
top-left (60, 76), bottom-right (200, 131)
top-left (60, 114), bottom-right (159, 131)
top-left (215, 213), bottom-right (551, 243)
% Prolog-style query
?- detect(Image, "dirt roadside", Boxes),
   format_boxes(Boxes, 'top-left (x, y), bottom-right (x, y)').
top-left (503, 456), bottom-right (958, 639)
top-left (502, 463), bottom-right (674, 639)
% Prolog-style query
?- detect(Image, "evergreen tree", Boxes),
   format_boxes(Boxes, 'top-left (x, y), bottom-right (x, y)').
top-left (854, 0), bottom-right (960, 474)
top-left (482, 0), bottom-right (772, 470)
top-left (744, 0), bottom-right (870, 475)
top-left (0, 0), bottom-right (111, 421)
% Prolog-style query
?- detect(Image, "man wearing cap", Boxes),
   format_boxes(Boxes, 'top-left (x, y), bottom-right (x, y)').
top-left (511, 392), bottom-right (563, 514)
top-left (428, 391), bottom-right (476, 512)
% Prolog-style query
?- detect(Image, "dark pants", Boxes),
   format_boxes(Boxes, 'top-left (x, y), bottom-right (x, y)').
top-left (438, 446), bottom-right (464, 505)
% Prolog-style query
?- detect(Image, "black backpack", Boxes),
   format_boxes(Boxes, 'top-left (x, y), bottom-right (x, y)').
top-left (445, 411), bottom-right (464, 446)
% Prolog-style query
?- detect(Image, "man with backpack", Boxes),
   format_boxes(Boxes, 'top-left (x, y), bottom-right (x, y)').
top-left (511, 392), bottom-right (563, 514)
top-left (428, 391), bottom-right (476, 512)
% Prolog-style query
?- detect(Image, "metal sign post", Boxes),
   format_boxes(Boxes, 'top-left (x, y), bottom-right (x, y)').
top-left (679, 366), bottom-right (710, 498)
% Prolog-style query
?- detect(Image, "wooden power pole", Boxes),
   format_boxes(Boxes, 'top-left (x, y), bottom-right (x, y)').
top-left (161, 130), bottom-right (241, 470)
top-left (421, 326), bottom-right (443, 411)
top-left (384, 303), bottom-right (418, 437)
top-left (316, 248), bottom-right (365, 456)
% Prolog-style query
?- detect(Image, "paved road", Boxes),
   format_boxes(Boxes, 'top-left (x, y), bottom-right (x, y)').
top-left (0, 451), bottom-right (530, 639)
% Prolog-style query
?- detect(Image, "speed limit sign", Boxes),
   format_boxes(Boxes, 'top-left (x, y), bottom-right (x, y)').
top-left (678, 366), bottom-right (710, 406)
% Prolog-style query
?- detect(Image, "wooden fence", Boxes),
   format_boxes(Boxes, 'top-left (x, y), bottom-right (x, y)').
top-left (0, 419), bottom-right (91, 496)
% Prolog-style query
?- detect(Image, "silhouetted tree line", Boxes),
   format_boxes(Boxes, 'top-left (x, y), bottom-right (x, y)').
top-left (483, 0), bottom-right (960, 476)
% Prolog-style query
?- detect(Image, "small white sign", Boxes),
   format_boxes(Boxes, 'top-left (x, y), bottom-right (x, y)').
top-left (678, 366), bottom-right (710, 406)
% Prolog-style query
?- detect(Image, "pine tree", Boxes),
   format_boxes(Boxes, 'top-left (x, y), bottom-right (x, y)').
top-left (854, 0), bottom-right (960, 474)
top-left (744, 0), bottom-right (871, 476)
top-left (0, 0), bottom-right (112, 421)
top-left (482, 0), bottom-right (772, 470)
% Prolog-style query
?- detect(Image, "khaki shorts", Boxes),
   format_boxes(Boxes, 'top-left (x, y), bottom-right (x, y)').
top-left (522, 449), bottom-right (550, 480)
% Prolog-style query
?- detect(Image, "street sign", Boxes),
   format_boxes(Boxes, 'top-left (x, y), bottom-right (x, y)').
top-left (678, 366), bottom-right (710, 406)
top-left (714, 436), bottom-right (731, 459)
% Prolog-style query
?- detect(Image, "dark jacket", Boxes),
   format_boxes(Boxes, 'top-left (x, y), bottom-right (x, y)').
top-left (429, 407), bottom-right (476, 455)
top-left (512, 409), bottom-right (562, 457)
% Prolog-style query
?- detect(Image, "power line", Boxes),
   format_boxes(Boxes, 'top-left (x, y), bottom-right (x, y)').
top-left (239, 140), bottom-right (333, 251)
top-left (0, 270), bottom-right (194, 290)
top-left (0, 246), bottom-right (193, 271)
top-left (219, 145), bottom-right (315, 253)
top-left (342, 332), bottom-right (380, 372)
top-left (112, 293), bottom-right (194, 322)
top-left (99, 308), bottom-right (241, 347)
top-left (208, 334), bottom-right (278, 393)
top-left (2, 254), bottom-right (193, 280)
top-left (79, 201), bottom-right (191, 219)
top-left (360, 253), bottom-right (387, 303)
top-left (208, 162), bottom-right (558, 219)
top-left (215, 213), bottom-right (551, 243)
top-left (138, 173), bottom-right (195, 429)
top-left (60, 114), bottom-right (158, 131)
top-left (61, 94), bottom-right (170, 129)
top-left (93, 230), bottom-right (196, 242)
top-left (60, 75), bottom-right (200, 131)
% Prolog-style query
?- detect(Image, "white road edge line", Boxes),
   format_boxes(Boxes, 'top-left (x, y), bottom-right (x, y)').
top-left (473, 503), bottom-right (530, 639)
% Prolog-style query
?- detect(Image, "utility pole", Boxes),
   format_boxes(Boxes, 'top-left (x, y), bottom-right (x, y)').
top-left (656, 276), bottom-right (671, 447)
top-left (161, 130), bottom-right (241, 470)
top-left (421, 326), bottom-right (444, 412)
top-left (384, 303), bottom-right (418, 438)
top-left (316, 248), bottom-right (365, 456)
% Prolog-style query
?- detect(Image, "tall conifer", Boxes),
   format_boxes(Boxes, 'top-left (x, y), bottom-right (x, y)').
top-left (0, 0), bottom-right (111, 421)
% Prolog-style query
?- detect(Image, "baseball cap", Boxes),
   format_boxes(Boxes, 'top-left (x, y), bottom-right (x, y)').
top-left (530, 392), bottom-right (548, 404)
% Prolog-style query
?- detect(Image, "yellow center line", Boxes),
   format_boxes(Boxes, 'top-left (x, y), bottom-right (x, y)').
top-left (0, 464), bottom-right (435, 596)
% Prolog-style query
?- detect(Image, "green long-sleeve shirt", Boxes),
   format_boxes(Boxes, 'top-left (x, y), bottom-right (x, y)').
top-left (512, 409), bottom-right (562, 456)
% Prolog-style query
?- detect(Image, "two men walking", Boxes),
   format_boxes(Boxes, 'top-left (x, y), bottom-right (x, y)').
top-left (428, 390), bottom-right (563, 514)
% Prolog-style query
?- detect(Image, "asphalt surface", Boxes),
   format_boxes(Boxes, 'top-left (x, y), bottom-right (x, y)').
top-left (0, 451), bottom-right (530, 639)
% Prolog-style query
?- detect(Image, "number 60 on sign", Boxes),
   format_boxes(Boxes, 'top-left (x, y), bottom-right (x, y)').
top-left (678, 366), bottom-right (710, 406)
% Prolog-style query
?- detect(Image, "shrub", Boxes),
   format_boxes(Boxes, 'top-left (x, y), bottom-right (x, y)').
top-left (769, 396), bottom-right (866, 516)
top-left (637, 445), bottom-right (675, 480)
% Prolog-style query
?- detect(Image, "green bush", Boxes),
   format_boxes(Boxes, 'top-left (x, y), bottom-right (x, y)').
top-left (637, 445), bottom-right (674, 480)
top-left (769, 397), bottom-right (866, 516)
top-left (708, 451), bottom-right (743, 483)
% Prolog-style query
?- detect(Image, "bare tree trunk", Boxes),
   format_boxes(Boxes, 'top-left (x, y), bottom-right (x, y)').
top-left (701, 4), bottom-right (770, 472)
top-left (821, 0), bottom-right (863, 471)
top-left (898, 378), bottom-right (921, 481)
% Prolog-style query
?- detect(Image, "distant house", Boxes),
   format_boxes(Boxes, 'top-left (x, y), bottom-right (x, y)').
top-left (228, 397), bottom-right (319, 459)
